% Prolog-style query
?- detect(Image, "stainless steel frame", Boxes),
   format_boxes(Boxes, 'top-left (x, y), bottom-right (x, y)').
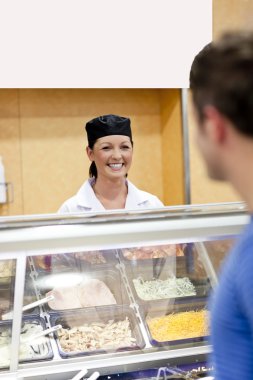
top-left (181, 88), bottom-right (191, 204)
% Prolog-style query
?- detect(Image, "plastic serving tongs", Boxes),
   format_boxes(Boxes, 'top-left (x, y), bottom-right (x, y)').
top-left (2, 294), bottom-right (54, 320)
top-left (21, 324), bottom-right (62, 344)
top-left (69, 369), bottom-right (100, 380)
top-left (21, 324), bottom-right (62, 355)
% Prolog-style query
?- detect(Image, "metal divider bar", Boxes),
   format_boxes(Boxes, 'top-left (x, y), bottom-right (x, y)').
top-left (10, 255), bottom-right (27, 372)
top-left (195, 242), bottom-right (218, 288)
top-left (27, 255), bottom-right (62, 360)
top-left (116, 250), bottom-right (152, 348)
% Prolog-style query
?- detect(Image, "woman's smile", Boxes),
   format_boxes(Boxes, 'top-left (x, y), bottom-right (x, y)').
top-left (108, 163), bottom-right (124, 171)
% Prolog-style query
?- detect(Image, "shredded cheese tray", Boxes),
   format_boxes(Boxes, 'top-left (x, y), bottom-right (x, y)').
top-left (146, 309), bottom-right (209, 344)
top-left (133, 276), bottom-right (196, 301)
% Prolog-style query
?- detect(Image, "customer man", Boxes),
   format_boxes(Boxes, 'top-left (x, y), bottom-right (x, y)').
top-left (190, 31), bottom-right (253, 380)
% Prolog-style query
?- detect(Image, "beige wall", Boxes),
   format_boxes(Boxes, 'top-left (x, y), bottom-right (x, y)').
top-left (213, 0), bottom-right (253, 39)
top-left (0, 90), bottom-right (23, 216)
top-left (188, 95), bottom-right (240, 204)
top-left (0, 89), bottom-right (184, 216)
top-left (160, 90), bottom-right (184, 206)
top-left (188, 0), bottom-right (253, 204)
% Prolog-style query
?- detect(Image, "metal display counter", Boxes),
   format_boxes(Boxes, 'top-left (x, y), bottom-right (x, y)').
top-left (0, 202), bottom-right (248, 379)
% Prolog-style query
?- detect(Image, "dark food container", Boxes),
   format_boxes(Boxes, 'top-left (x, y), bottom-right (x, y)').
top-left (0, 316), bottom-right (53, 368)
top-left (50, 306), bottom-right (145, 358)
top-left (43, 268), bottom-right (130, 313)
top-left (141, 301), bottom-right (209, 347)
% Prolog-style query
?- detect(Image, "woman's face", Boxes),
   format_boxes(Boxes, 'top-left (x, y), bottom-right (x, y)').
top-left (87, 135), bottom-right (133, 180)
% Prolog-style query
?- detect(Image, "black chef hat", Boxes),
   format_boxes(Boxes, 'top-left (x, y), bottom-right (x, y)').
top-left (85, 114), bottom-right (132, 147)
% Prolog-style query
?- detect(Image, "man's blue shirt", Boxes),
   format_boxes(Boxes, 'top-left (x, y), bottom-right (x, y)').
top-left (210, 216), bottom-right (253, 380)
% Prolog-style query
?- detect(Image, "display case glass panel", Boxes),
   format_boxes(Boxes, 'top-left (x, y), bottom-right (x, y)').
top-left (0, 259), bottom-right (16, 370)
top-left (0, 202), bottom-right (247, 378)
top-left (202, 236), bottom-right (237, 276)
top-left (11, 240), bottom-right (213, 367)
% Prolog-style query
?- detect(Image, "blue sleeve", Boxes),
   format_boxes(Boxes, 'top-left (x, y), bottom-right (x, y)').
top-left (236, 240), bottom-right (253, 332)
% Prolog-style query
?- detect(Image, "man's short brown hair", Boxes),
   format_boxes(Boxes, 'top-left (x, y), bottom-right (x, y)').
top-left (190, 31), bottom-right (253, 137)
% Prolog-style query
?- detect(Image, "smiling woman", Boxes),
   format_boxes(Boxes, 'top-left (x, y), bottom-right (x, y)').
top-left (58, 114), bottom-right (164, 213)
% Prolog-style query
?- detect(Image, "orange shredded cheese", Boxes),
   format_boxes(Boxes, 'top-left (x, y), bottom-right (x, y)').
top-left (147, 309), bottom-right (209, 342)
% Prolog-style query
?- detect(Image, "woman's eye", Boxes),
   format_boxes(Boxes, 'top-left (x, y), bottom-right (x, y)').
top-left (121, 145), bottom-right (131, 150)
top-left (102, 146), bottom-right (110, 150)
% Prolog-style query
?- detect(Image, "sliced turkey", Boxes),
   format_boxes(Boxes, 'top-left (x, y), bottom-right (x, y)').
top-left (47, 279), bottom-right (116, 310)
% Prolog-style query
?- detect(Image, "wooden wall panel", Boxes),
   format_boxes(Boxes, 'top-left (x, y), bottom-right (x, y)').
top-left (213, 0), bottom-right (253, 40)
top-left (20, 116), bottom-right (86, 215)
top-left (128, 113), bottom-right (164, 204)
top-left (0, 89), bottom-right (185, 215)
top-left (188, 0), bottom-right (251, 205)
top-left (160, 89), bottom-right (184, 205)
top-left (188, 92), bottom-right (241, 204)
top-left (0, 90), bottom-right (23, 216)
top-left (15, 89), bottom-right (167, 214)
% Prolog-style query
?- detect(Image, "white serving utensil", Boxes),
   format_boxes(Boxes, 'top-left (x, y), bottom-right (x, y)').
top-left (86, 372), bottom-right (100, 380)
top-left (21, 324), bottom-right (62, 343)
top-left (2, 294), bottom-right (54, 320)
top-left (69, 369), bottom-right (88, 380)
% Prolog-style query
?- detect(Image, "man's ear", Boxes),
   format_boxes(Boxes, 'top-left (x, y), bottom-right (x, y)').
top-left (202, 105), bottom-right (227, 144)
top-left (86, 146), bottom-right (93, 162)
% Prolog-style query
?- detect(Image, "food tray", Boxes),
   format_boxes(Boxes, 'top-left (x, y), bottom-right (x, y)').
top-left (32, 250), bottom-right (119, 276)
top-left (119, 244), bottom-right (186, 262)
top-left (0, 259), bottom-right (16, 286)
top-left (76, 249), bottom-right (119, 271)
top-left (125, 260), bottom-right (211, 305)
top-left (43, 268), bottom-right (130, 313)
top-left (0, 277), bottom-right (40, 320)
top-left (0, 316), bottom-right (53, 368)
top-left (118, 245), bottom-right (189, 281)
top-left (32, 253), bottom-right (79, 275)
top-left (0, 258), bottom-right (34, 286)
top-left (203, 237), bottom-right (236, 274)
top-left (50, 305), bottom-right (145, 358)
top-left (22, 276), bottom-right (40, 316)
top-left (120, 243), bottom-right (210, 281)
top-left (140, 301), bottom-right (209, 347)
top-left (0, 285), bottom-right (14, 320)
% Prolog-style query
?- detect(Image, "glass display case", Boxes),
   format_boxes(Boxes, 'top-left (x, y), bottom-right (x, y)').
top-left (0, 202), bottom-right (248, 380)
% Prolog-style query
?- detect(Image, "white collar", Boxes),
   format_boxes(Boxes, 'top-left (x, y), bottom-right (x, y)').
top-left (125, 180), bottom-right (150, 208)
top-left (76, 178), bottom-right (149, 210)
top-left (76, 178), bottom-right (105, 210)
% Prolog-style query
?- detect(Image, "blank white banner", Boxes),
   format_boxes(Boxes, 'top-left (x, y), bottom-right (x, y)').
top-left (0, 0), bottom-right (212, 88)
